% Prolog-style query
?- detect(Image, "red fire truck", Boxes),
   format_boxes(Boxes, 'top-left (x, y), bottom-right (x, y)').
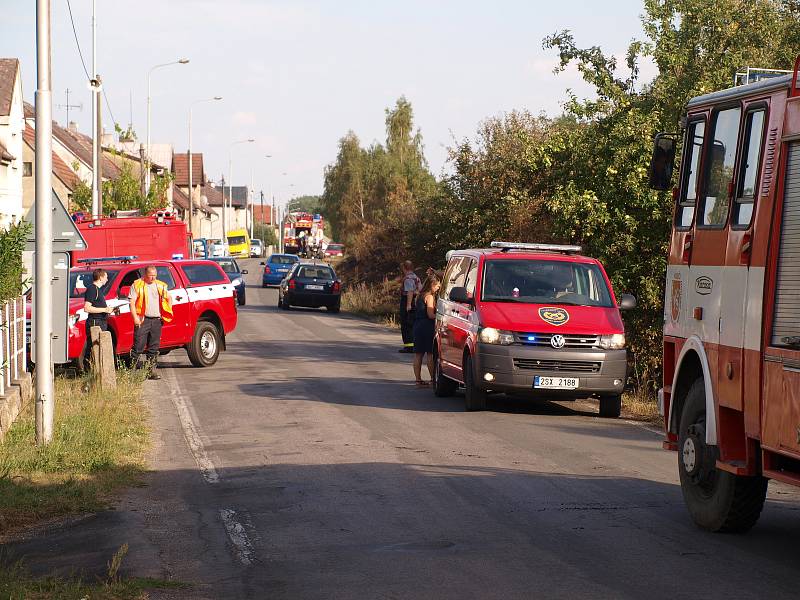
top-left (650, 57), bottom-right (800, 532)
top-left (71, 210), bottom-right (192, 263)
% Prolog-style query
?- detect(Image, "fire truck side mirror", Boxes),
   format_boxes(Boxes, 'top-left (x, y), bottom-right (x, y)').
top-left (618, 294), bottom-right (637, 310)
top-left (648, 134), bottom-right (676, 191)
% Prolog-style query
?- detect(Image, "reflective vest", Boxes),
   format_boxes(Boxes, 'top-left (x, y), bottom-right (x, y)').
top-left (132, 278), bottom-right (174, 323)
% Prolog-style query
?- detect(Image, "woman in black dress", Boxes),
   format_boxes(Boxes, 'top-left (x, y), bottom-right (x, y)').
top-left (412, 274), bottom-right (441, 386)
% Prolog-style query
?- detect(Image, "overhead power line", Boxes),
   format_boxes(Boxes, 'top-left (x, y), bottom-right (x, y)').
top-left (65, 0), bottom-right (118, 127)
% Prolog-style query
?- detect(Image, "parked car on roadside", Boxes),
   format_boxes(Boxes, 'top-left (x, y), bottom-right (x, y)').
top-left (208, 257), bottom-right (248, 306)
top-left (261, 253), bottom-right (300, 287)
top-left (40, 257), bottom-right (239, 371)
top-left (324, 243), bottom-right (344, 259)
top-left (278, 263), bottom-right (341, 312)
top-left (433, 241), bottom-right (635, 417)
top-left (250, 239), bottom-right (264, 258)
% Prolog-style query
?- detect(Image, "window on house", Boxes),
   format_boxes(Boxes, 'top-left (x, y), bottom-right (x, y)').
top-left (22, 162), bottom-right (32, 177)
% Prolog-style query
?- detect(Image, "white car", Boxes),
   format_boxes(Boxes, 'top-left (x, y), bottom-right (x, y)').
top-left (250, 239), bottom-right (264, 257)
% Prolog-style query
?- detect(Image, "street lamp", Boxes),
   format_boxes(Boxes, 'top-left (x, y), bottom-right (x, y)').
top-left (225, 138), bottom-right (255, 243)
top-left (145, 58), bottom-right (189, 194)
top-left (188, 96), bottom-right (222, 240)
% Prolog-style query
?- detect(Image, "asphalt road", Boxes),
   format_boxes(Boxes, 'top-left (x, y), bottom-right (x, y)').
top-left (9, 257), bottom-right (800, 598)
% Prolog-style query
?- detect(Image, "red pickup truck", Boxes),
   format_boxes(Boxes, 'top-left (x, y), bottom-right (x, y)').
top-left (62, 258), bottom-right (238, 369)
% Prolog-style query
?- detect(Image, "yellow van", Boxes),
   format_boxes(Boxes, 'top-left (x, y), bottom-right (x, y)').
top-left (226, 229), bottom-right (250, 258)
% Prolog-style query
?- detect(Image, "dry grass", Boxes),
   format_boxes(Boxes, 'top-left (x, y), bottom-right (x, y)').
top-left (341, 279), bottom-right (398, 319)
top-left (622, 389), bottom-right (663, 426)
top-left (0, 369), bottom-right (150, 536)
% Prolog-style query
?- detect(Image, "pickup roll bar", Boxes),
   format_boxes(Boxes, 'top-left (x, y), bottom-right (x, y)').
top-left (490, 241), bottom-right (582, 254)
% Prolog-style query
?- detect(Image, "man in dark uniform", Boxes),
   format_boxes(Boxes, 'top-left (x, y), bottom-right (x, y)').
top-left (82, 268), bottom-right (114, 368)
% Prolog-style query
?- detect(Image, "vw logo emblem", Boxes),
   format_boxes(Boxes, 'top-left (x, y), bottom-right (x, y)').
top-left (551, 334), bottom-right (566, 349)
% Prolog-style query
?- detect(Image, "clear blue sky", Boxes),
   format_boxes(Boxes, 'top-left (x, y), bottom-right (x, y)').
top-left (2, 0), bottom-right (651, 205)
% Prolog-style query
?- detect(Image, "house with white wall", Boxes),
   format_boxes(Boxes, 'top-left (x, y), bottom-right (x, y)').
top-left (0, 59), bottom-right (24, 229)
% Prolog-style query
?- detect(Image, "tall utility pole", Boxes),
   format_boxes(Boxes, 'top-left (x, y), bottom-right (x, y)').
top-left (35, 0), bottom-right (54, 444)
top-left (226, 138), bottom-right (254, 243)
top-left (90, 0), bottom-right (101, 219)
top-left (249, 169), bottom-right (254, 240)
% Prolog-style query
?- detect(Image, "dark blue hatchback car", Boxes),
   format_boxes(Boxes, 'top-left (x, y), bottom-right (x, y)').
top-left (262, 254), bottom-right (300, 287)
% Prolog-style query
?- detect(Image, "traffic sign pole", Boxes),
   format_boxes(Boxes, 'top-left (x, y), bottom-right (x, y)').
top-left (34, 0), bottom-right (54, 444)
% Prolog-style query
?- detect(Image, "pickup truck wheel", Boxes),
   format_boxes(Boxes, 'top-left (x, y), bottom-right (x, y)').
top-left (463, 354), bottom-right (486, 411)
top-left (433, 351), bottom-right (457, 398)
top-left (187, 321), bottom-right (221, 367)
top-left (678, 379), bottom-right (767, 532)
top-left (599, 394), bottom-right (622, 418)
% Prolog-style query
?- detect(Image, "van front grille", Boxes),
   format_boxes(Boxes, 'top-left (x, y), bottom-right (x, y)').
top-left (514, 358), bottom-right (601, 373)
top-left (514, 332), bottom-right (599, 348)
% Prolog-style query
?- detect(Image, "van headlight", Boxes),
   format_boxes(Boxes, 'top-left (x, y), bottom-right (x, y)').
top-left (479, 327), bottom-right (514, 345)
top-left (598, 333), bottom-right (626, 350)
top-left (230, 278), bottom-right (242, 287)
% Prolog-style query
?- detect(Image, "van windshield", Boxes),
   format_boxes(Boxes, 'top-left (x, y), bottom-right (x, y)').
top-left (481, 259), bottom-right (613, 307)
top-left (227, 236), bottom-right (247, 245)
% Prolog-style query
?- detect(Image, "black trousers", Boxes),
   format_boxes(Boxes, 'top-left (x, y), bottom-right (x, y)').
top-left (83, 318), bottom-right (108, 365)
top-left (399, 297), bottom-right (415, 347)
top-left (132, 317), bottom-right (163, 366)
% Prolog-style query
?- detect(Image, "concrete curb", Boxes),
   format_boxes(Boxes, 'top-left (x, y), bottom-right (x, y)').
top-left (0, 372), bottom-right (32, 442)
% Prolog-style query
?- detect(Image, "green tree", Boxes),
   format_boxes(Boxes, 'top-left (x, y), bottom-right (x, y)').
top-left (286, 195), bottom-right (323, 214)
top-left (71, 161), bottom-right (171, 215)
top-left (0, 221), bottom-right (32, 302)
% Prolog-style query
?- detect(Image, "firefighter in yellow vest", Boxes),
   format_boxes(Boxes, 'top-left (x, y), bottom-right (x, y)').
top-left (128, 265), bottom-right (174, 380)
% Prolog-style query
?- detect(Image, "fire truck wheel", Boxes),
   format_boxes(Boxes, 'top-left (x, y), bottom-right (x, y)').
top-left (464, 354), bottom-right (487, 411)
top-left (599, 395), bottom-right (622, 418)
top-left (187, 321), bottom-right (221, 368)
top-left (678, 379), bottom-right (767, 533)
top-left (433, 351), bottom-right (457, 398)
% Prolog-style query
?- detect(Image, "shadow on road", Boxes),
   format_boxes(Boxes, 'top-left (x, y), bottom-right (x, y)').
top-left (4, 461), bottom-right (800, 599)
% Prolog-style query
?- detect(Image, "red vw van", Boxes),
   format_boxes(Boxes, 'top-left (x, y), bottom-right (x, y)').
top-left (433, 242), bottom-right (636, 417)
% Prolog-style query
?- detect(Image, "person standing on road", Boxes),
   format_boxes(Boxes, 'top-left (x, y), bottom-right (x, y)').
top-left (128, 266), bottom-right (173, 380)
top-left (399, 260), bottom-right (421, 353)
top-left (412, 274), bottom-right (441, 386)
top-left (82, 268), bottom-right (115, 367)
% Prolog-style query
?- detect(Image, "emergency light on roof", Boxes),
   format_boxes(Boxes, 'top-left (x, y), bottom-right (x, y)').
top-left (490, 241), bottom-right (582, 254)
top-left (76, 255), bottom-right (138, 265)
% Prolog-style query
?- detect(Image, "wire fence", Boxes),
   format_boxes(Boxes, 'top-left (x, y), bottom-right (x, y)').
top-left (0, 296), bottom-right (27, 397)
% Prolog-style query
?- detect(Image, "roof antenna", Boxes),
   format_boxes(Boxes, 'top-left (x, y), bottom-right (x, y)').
top-left (56, 88), bottom-right (82, 125)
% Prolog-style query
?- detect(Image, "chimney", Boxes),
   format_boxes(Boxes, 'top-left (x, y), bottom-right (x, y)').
top-left (68, 121), bottom-right (78, 134)
top-left (101, 129), bottom-right (114, 146)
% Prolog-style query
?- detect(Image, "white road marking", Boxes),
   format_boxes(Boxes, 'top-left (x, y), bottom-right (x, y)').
top-left (164, 367), bottom-right (219, 484)
top-left (220, 508), bottom-right (256, 566)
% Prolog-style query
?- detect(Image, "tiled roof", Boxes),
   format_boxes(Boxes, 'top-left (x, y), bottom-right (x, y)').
top-left (218, 184), bottom-right (249, 208)
top-left (23, 101), bottom-right (34, 118)
top-left (23, 124), bottom-right (80, 191)
top-left (51, 120), bottom-right (122, 180)
top-left (172, 152), bottom-right (204, 187)
top-left (0, 58), bottom-right (19, 117)
top-left (172, 185), bottom-right (190, 210)
top-left (0, 139), bottom-right (14, 164)
top-left (202, 182), bottom-right (224, 207)
top-left (252, 204), bottom-right (273, 225)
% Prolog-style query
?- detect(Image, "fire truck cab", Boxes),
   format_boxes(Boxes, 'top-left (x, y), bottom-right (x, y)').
top-left (651, 58), bottom-right (800, 532)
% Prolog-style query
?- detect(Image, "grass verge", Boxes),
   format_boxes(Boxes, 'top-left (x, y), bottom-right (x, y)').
top-left (0, 543), bottom-right (186, 599)
top-left (0, 368), bottom-right (150, 536)
top-left (341, 279), bottom-right (401, 329)
top-left (622, 389), bottom-right (663, 426)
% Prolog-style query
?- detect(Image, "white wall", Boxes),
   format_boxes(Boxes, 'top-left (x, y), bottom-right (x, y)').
top-left (0, 66), bottom-right (24, 229)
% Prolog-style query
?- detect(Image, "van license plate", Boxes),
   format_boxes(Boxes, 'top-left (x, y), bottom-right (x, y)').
top-left (534, 376), bottom-right (578, 389)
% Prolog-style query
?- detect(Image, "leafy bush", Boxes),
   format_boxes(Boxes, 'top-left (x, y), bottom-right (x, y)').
top-left (0, 221), bottom-right (31, 303)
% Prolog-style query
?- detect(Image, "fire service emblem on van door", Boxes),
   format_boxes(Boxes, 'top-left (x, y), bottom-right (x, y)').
top-left (538, 307), bottom-right (570, 327)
